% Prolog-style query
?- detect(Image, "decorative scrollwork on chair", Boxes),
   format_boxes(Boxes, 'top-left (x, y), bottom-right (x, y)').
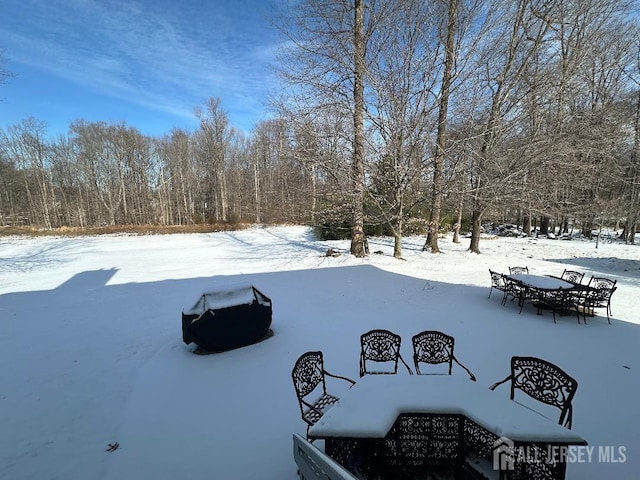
top-left (360, 329), bottom-right (413, 377)
top-left (411, 331), bottom-right (476, 381)
top-left (292, 351), bottom-right (355, 440)
top-left (490, 356), bottom-right (578, 429)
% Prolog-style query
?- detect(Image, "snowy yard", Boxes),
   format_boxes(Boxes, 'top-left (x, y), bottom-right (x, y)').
top-left (1, 226), bottom-right (638, 480)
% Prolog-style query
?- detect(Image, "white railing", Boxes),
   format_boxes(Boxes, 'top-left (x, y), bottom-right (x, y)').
top-left (292, 434), bottom-right (357, 480)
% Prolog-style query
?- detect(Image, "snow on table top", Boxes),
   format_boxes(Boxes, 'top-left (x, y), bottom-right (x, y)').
top-left (309, 375), bottom-right (586, 444)
top-left (506, 274), bottom-right (574, 290)
top-left (183, 283), bottom-right (269, 315)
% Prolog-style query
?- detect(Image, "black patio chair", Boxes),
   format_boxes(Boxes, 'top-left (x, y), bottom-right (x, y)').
top-left (360, 329), bottom-right (413, 377)
top-left (579, 276), bottom-right (617, 324)
top-left (560, 269), bottom-right (585, 284)
top-left (488, 269), bottom-right (506, 299)
top-left (509, 266), bottom-right (529, 275)
top-left (501, 275), bottom-right (525, 308)
top-left (489, 356), bottom-right (578, 429)
top-left (292, 351), bottom-right (356, 440)
top-left (588, 276), bottom-right (617, 290)
top-left (539, 288), bottom-right (581, 323)
top-left (411, 331), bottom-right (476, 381)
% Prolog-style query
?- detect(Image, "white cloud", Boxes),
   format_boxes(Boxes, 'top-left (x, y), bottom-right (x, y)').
top-left (0, 0), bottom-right (280, 129)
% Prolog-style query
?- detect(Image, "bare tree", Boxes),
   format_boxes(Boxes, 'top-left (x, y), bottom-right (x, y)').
top-left (0, 118), bottom-right (55, 228)
top-left (465, 0), bottom-right (553, 253)
top-left (193, 98), bottom-right (230, 223)
top-left (70, 121), bottom-right (127, 225)
top-left (350, 0), bottom-right (367, 256)
top-left (424, 0), bottom-right (459, 253)
top-left (274, 0), bottom-right (384, 256)
top-left (0, 149), bottom-right (24, 224)
top-left (621, 30), bottom-right (640, 243)
top-left (365, 0), bottom-right (440, 258)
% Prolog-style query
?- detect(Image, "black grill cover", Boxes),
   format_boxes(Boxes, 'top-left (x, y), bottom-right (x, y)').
top-left (182, 284), bottom-right (272, 352)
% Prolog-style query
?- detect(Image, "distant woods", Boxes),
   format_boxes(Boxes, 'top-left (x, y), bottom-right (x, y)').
top-left (0, 108), bottom-right (314, 230)
top-left (1, 0), bottom-right (640, 254)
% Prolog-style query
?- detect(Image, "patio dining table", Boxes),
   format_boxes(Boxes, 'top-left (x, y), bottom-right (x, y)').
top-left (505, 274), bottom-right (574, 291)
top-left (504, 274), bottom-right (578, 319)
top-left (309, 375), bottom-right (587, 480)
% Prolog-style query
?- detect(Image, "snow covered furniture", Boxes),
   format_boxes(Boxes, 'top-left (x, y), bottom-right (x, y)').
top-left (508, 266), bottom-right (529, 275)
top-left (587, 275), bottom-right (616, 291)
top-left (489, 356), bottom-right (578, 430)
top-left (309, 375), bottom-right (586, 480)
top-left (293, 434), bottom-right (357, 480)
top-left (505, 274), bottom-right (575, 318)
top-left (411, 331), bottom-right (476, 381)
top-left (487, 269), bottom-right (506, 299)
top-left (292, 351), bottom-right (356, 440)
top-left (181, 284), bottom-right (272, 352)
top-left (501, 274), bottom-right (524, 306)
top-left (576, 276), bottom-right (617, 324)
top-left (580, 286), bottom-right (617, 324)
top-left (359, 329), bottom-right (412, 377)
top-left (538, 288), bottom-right (583, 323)
top-left (560, 269), bottom-right (585, 284)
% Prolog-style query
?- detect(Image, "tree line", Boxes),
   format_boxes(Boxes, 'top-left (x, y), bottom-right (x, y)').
top-left (1, 0), bottom-right (639, 256)
top-left (0, 101), bottom-right (314, 230)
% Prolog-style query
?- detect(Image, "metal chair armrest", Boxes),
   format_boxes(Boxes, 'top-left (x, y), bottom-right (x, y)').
top-left (398, 353), bottom-right (414, 375)
top-left (453, 355), bottom-right (476, 381)
top-left (324, 370), bottom-right (356, 387)
top-left (489, 374), bottom-right (512, 391)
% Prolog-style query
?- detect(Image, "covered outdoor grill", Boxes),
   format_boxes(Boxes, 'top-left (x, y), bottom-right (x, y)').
top-left (182, 284), bottom-right (272, 352)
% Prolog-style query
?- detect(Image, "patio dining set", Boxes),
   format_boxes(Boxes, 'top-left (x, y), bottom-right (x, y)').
top-left (488, 267), bottom-right (617, 324)
top-left (291, 329), bottom-right (585, 480)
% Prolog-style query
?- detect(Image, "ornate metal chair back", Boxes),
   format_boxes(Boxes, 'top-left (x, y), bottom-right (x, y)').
top-left (509, 266), bottom-right (529, 275)
top-left (292, 351), bottom-right (327, 404)
top-left (588, 276), bottom-right (616, 290)
top-left (510, 356), bottom-right (578, 429)
top-left (488, 270), bottom-right (505, 298)
top-left (291, 351), bottom-right (355, 439)
top-left (411, 330), bottom-right (455, 375)
top-left (501, 276), bottom-right (524, 306)
top-left (561, 269), bottom-right (585, 284)
top-left (360, 329), bottom-right (410, 376)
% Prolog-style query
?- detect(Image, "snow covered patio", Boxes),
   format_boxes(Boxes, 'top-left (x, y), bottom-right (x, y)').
top-left (1, 226), bottom-right (638, 480)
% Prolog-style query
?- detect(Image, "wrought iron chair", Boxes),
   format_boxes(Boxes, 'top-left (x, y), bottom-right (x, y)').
top-left (489, 356), bottom-right (578, 429)
top-left (588, 276), bottom-right (617, 290)
top-left (580, 276), bottom-right (617, 324)
top-left (539, 288), bottom-right (581, 323)
top-left (488, 269), bottom-right (506, 299)
top-left (292, 351), bottom-right (356, 440)
top-left (411, 331), bottom-right (476, 381)
top-left (560, 269), bottom-right (585, 284)
top-left (501, 275), bottom-right (525, 308)
top-left (359, 329), bottom-right (413, 377)
top-left (508, 266), bottom-right (529, 275)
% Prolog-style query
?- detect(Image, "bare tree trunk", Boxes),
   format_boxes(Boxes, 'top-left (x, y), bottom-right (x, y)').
top-left (469, 209), bottom-right (482, 253)
top-left (540, 216), bottom-right (550, 235)
top-left (524, 213), bottom-right (532, 237)
top-left (310, 163), bottom-right (317, 224)
top-left (626, 88), bottom-right (640, 243)
top-left (351, 0), bottom-right (367, 257)
top-left (393, 193), bottom-right (404, 258)
top-left (393, 229), bottom-right (402, 258)
top-left (425, 0), bottom-right (458, 253)
top-left (452, 188), bottom-right (464, 244)
top-left (218, 170), bottom-right (228, 222)
top-left (253, 157), bottom-right (261, 223)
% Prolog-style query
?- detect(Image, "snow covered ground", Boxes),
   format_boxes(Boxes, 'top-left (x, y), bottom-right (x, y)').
top-left (1, 225), bottom-right (638, 480)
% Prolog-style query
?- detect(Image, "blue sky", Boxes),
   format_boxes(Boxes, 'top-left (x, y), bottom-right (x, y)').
top-left (0, 0), bottom-right (282, 137)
